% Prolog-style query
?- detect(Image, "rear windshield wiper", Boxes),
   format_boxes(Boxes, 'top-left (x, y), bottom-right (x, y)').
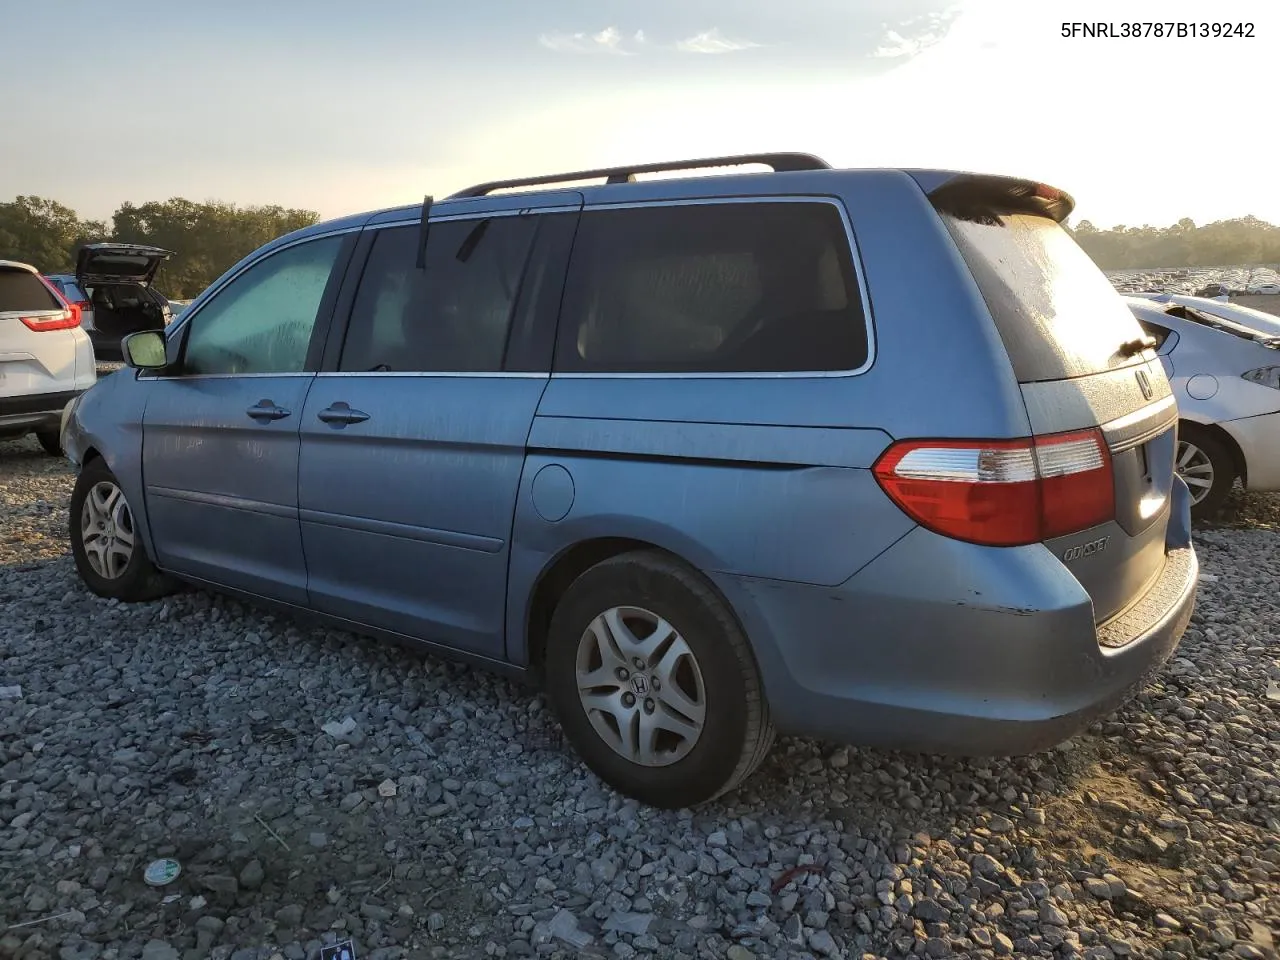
top-left (1118, 336), bottom-right (1158, 358)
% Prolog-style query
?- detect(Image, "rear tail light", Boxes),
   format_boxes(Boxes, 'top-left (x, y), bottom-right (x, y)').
top-left (873, 429), bottom-right (1114, 546)
top-left (1242, 366), bottom-right (1280, 391)
top-left (24, 275), bottom-right (83, 331)
top-left (20, 310), bottom-right (81, 332)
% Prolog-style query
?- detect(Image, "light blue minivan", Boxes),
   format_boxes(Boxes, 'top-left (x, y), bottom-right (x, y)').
top-left (62, 154), bottom-right (1198, 808)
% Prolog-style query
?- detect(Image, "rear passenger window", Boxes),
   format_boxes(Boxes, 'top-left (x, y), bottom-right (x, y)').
top-left (339, 216), bottom-right (537, 373)
top-left (555, 202), bottom-right (868, 374)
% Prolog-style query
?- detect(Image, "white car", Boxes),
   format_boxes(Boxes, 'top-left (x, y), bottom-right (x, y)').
top-left (0, 260), bottom-right (97, 454)
top-left (1126, 294), bottom-right (1280, 518)
top-left (1128, 292), bottom-right (1280, 339)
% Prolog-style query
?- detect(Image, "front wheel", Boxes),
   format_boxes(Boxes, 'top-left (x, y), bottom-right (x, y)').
top-left (544, 550), bottom-right (774, 809)
top-left (69, 458), bottom-right (177, 602)
top-left (1176, 424), bottom-right (1236, 520)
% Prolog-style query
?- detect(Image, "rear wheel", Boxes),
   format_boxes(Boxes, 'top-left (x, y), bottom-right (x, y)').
top-left (35, 429), bottom-right (63, 456)
top-left (69, 458), bottom-right (177, 602)
top-left (544, 550), bottom-right (774, 809)
top-left (1176, 423), bottom-right (1235, 520)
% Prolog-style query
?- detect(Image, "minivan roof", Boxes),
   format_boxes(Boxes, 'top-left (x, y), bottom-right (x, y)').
top-left (266, 156), bottom-right (1075, 255)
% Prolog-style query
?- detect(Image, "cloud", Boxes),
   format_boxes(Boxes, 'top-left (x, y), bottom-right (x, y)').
top-left (871, 7), bottom-right (960, 59)
top-left (538, 26), bottom-right (645, 55)
top-left (675, 28), bottom-right (761, 54)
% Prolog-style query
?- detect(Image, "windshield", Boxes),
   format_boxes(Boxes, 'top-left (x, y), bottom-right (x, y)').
top-left (1189, 301), bottom-right (1280, 338)
top-left (1173, 305), bottom-right (1280, 344)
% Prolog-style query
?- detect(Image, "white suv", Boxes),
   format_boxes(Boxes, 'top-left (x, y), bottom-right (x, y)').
top-left (0, 260), bottom-right (96, 454)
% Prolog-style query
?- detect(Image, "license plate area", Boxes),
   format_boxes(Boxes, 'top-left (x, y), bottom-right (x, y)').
top-left (1111, 426), bottom-right (1175, 535)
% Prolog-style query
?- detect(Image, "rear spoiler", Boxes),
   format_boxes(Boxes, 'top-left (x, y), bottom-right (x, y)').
top-left (910, 171), bottom-right (1076, 224)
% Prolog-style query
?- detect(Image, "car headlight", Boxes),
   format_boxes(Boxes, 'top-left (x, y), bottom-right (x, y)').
top-left (1242, 366), bottom-right (1280, 391)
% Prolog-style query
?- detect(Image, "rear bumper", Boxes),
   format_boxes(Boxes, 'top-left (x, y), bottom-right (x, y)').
top-left (1220, 409), bottom-right (1280, 491)
top-left (716, 509), bottom-right (1198, 757)
top-left (0, 389), bottom-right (84, 434)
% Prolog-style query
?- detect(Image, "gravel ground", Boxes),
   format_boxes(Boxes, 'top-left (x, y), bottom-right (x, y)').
top-left (2, 435), bottom-right (1277, 960)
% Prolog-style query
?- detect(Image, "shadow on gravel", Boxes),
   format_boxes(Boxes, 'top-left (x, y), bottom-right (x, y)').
top-left (1198, 485), bottom-right (1280, 531)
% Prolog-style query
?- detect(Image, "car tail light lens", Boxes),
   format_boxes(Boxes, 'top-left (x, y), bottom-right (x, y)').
top-left (20, 310), bottom-right (81, 332)
top-left (873, 429), bottom-right (1114, 546)
top-left (24, 276), bottom-right (83, 331)
top-left (1242, 366), bottom-right (1280, 391)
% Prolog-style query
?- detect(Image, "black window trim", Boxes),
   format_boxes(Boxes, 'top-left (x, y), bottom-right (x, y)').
top-left (148, 227), bottom-right (361, 381)
top-left (317, 204), bottom-right (583, 378)
top-left (548, 195), bottom-right (878, 380)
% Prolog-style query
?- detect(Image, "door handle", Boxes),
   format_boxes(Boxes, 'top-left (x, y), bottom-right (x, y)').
top-left (317, 402), bottom-right (370, 426)
top-left (246, 400), bottom-right (291, 422)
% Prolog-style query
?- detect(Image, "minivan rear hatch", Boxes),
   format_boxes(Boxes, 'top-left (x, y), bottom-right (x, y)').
top-left (921, 172), bottom-right (1178, 625)
top-left (76, 243), bottom-right (173, 286)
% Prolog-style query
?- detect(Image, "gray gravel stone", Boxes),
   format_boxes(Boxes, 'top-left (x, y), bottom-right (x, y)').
top-left (1, 436), bottom-right (1278, 960)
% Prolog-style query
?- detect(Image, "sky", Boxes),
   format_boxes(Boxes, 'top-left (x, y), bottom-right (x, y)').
top-left (2, 0), bottom-right (1274, 230)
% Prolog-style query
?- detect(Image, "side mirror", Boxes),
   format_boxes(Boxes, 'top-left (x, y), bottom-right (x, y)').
top-left (122, 330), bottom-right (168, 370)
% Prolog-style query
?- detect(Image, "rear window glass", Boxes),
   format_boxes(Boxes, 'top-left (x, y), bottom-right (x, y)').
top-left (0, 269), bottom-right (60, 313)
top-left (83, 254), bottom-right (153, 277)
top-left (555, 201), bottom-right (868, 373)
top-left (942, 213), bottom-right (1148, 382)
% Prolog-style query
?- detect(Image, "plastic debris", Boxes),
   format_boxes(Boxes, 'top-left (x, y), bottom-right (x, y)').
top-left (547, 909), bottom-right (593, 948)
top-left (321, 717), bottom-right (357, 738)
top-left (0, 685), bottom-right (22, 700)
top-left (144, 859), bottom-right (181, 886)
top-left (320, 939), bottom-right (357, 960)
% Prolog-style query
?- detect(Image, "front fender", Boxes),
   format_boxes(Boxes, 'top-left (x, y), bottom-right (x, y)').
top-left (64, 370), bottom-right (156, 561)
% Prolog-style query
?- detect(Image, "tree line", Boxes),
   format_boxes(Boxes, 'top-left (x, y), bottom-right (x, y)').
top-left (4, 195), bottom-right (1280, 294)
top-left (0, 196), bottom-right (319, 300)
top-left (1068, 216), bottom-right (1280, 270)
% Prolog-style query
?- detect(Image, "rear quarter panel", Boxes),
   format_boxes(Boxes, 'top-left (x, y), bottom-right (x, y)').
top-left (504, 427), bottom-right (912, 665)
top-left (1165, 324), bottom-right (1280, 423)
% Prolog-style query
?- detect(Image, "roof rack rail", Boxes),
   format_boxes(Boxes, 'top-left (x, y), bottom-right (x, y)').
top-left (447, 152), bottom-right (831, 199)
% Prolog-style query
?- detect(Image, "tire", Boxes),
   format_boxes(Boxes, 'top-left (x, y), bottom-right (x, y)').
top-left (35, 429), bottom-right (63, 457)
top-left (69, 458), bottom-right (177, 602)
top-left (1177, 423), bottom-right (1236, 520)
top-left (544, 550), bottom-right (775, 809)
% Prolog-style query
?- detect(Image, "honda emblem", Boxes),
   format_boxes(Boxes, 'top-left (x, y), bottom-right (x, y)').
top-left (1136, 368), bottom-right (1153, 401)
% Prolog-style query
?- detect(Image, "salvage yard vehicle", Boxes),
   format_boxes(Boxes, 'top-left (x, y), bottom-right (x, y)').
top-left (1, 259), bottom-right (96, 454)
top-left (45, 243), bottom-right (174, 366)
top-left (61, 154), bottom-right (1199, 808)
top-left (1126, 294), bottom-right (1280, 518)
